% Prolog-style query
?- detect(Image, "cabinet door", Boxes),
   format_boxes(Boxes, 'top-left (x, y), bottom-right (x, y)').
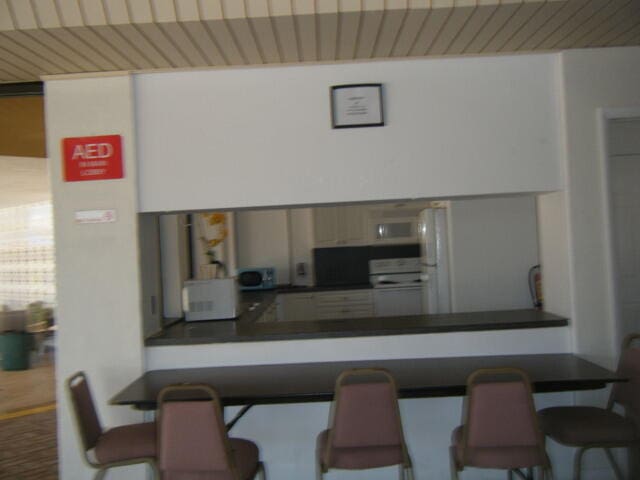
top-left (313, 207), bottom-right (338, 246)
top-left (315, 289), bottom-right (374, 319)
top-left (337, 206), bottom-right (366, 245)
top-left (373, 288), bottom-right (422, 317)
top-left (279, 293), bottom-right (316, 321)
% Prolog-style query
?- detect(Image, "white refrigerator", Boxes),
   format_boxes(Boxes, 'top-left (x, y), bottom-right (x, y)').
top-left (418, 208), bottom-right (451, 314)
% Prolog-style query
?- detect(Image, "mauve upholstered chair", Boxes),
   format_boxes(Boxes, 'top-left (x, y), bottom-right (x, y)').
top-left (450, 367), bottom-right (552, 480)
top-left (67, 371), bottom-right (158, 480)
top-left (538, 333), bottom-right (640, 480)
top-left (316, 368), bottom-right (414, 480)
top-left (157, 383), bottom-right (265, 480)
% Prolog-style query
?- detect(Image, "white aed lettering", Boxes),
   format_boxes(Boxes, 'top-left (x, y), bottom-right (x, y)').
top-left (71, 142), bottom-right (114, 160)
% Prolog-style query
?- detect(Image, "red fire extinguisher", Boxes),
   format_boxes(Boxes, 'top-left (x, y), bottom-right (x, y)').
top-left (529, 265), bottom-right (543, 309)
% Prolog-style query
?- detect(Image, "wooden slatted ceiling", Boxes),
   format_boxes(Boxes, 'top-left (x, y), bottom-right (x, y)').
top-left (0, 0), bottom-right (638, 83)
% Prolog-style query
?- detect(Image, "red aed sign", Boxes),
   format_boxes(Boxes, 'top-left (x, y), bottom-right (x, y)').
top-left (62, 135), bottom-right (124, 182)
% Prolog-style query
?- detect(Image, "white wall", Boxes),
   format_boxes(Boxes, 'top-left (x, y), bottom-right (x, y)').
top-left (560, 46), bottom-right (640, 368)
top-left (135, 54), bottom-right (562, 212)
top-left (236, 209), bottom-right (290, 284)
top-left (537, 192), bottom-right (573, 319)
top-left (448, 196), bottom-right (539, 312)
top-left (45, 74), bottom-right (148, 479)
top-left (47, 47), bottom-right (640, 480)
top-left (290, 208), bottom-right (315, 286)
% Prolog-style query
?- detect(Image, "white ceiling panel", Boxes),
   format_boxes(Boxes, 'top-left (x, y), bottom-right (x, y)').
top-left (0, 0), bottom-right (638, 84)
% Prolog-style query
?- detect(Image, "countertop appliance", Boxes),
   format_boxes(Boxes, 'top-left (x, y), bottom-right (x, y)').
top-left (237, 267), bottom-right (276, 291)
top-left (418, 208), bottom-right (451, 314)
top-left (369, 257), bottom-right (423, 317)
top-left (182, 278), bottom-right (241, 321)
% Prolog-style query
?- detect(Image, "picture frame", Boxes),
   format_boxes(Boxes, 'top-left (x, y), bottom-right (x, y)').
top-left (330, 84), bottom-right (384, 129)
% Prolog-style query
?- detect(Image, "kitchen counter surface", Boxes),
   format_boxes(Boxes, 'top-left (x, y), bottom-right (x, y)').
top-left (276, 284), bottom-right (373, 294)
top-left (146, 291), bottom-right (568, 346)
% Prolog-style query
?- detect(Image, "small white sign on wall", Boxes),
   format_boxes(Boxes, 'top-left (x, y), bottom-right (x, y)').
top-left (75, 209), bottom-right (117, 224)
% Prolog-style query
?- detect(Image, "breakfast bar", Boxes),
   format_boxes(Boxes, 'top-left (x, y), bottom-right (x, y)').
top-left (112, 353), bottom-right (622, 411)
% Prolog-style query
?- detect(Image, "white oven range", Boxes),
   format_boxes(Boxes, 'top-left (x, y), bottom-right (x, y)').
top-left (369, 258), bottom-right (423, 317)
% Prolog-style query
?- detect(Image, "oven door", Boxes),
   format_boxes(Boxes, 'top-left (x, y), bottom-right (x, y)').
top-left (373, 286), bottom-right (422, 317)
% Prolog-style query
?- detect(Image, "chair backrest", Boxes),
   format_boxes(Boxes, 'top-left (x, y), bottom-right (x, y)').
top-left (610, 333), bottom-right (640, 424)
top-left (67, 371), bottom-right (103, 452)
top-left (461, 368), bottom-right (547, 464)
top-left (157, 384), bottom-right (235, 477)
top-left (326, 368), bottom-right (407, 460)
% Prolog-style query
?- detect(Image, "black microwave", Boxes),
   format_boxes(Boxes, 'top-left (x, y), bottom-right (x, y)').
top-left (237, 267), bottom-right (276, 291)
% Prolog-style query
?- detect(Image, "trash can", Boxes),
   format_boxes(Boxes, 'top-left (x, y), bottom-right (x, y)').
top-left (1, 331), bottom-right (31, 371)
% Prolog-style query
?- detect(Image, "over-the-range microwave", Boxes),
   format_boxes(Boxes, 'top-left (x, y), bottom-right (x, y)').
top-left (368, 213), bottom-right (419, 244)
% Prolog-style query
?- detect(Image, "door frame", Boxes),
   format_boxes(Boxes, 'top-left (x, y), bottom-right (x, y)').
top-left (598, 107), bottom-right (640, 356)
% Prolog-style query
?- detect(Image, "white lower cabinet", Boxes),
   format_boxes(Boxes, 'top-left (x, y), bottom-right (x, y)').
top-left (314, 290), bottom-right (374, 320)
top-left (278, 289), bottom-right (375, 321)
top-left (277, 293), bottom-right (316, 321)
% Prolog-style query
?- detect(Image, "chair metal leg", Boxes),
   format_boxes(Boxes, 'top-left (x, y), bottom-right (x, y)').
top-left (407, 465), bottom-right (415, 480)
top-left (449, 447), bottom-right (460, 480)
top-left (573, 447), bottom-right (588, 480)
top-left (398, 465), bottom-right (405, 480)
top-left (93, 468), bottom-right (107, 480)
top-left (508, 470), bottom-right (514, 480)
top-left (316, 459), bottom-right (324, 480)
top-left (604, 448), bottom-right (625, 480)
top-left (148, 460), bottom-right (160, 479)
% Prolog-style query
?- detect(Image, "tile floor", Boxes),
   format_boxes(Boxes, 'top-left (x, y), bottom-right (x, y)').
top-left (0, 352), bottom-right (58, 479)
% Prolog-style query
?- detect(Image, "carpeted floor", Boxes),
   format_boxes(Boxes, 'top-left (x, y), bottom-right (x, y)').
top-left (0, 352), bottom-right (56, 415)
top-left (0, 408), bottom-right (58, 479)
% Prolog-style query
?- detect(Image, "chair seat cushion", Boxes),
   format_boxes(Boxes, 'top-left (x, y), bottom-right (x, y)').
top-left (538, 406), bottom-right (639, 446)
top-left (94, 422), bottom-right (156, 464)
top-left (316, 429), bottom-right (404, 470)
top-left (451, 425), bottom-right (547, 469)
top-left (161, 438), bottom-right (259, 480)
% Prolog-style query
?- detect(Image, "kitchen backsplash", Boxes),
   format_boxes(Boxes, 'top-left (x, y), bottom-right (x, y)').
top-left (314, 244), bottom-right (419, 287)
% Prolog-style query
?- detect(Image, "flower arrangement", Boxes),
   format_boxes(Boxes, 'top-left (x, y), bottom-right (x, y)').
top-left (200, 212), bottom-right (228, 264)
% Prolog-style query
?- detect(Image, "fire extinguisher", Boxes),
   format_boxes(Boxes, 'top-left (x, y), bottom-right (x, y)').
top-left (528, 265), bottom-right (543, 309)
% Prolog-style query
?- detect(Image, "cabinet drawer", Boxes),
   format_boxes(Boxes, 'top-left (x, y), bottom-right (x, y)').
top-left (316, 305), bottom-right (374, 320)
top-left (315, 290), bottom-right (373, 305)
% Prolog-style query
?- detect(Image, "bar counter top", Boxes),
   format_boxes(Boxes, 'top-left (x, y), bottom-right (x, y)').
top-left (146, 290), bottom-right (568, 346)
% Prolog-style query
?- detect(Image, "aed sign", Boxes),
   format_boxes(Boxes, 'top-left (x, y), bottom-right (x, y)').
top-left (62, 135), bottom-right (124, 182)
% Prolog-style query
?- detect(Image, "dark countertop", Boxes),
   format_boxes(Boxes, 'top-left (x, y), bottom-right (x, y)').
top-left (276, 283), bottom-right (373, 293)
top-left (112, 353), bottom-right (619, 409)
top-left (146, 289), bottom-right (568, 346)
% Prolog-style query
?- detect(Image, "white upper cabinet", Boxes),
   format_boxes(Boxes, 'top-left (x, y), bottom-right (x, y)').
top-left (313, 206), bottom-right (367, 247)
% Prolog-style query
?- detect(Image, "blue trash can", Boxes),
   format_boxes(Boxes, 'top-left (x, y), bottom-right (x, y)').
top-left (1, 331), bottom-right (31, 370)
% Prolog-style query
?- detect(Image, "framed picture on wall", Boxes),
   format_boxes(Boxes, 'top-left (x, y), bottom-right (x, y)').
top-left (330, 84), bottom-right (384, 129)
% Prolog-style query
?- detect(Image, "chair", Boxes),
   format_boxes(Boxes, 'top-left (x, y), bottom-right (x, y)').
top-left (538, 333), bottom-right (640, 480)
top-left (450, 367), bottom-right (552, 480)
top-left (316, 368), bottom-right (414, 480)
top-left (67, 371), bottom-right (157, 480)
top-left (157, 383), bottom-right (266, 480)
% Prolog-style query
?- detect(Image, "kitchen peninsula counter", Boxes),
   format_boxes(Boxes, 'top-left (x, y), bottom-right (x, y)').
top-left (146, 293), bottom-right (568, 346)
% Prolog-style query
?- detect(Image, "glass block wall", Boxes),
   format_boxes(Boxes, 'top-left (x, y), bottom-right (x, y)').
top-left (0, 201), bottom-right (55, 309)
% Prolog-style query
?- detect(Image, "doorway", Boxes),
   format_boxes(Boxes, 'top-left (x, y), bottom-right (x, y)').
top-left (606, 117), bottom-right (640, 348)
